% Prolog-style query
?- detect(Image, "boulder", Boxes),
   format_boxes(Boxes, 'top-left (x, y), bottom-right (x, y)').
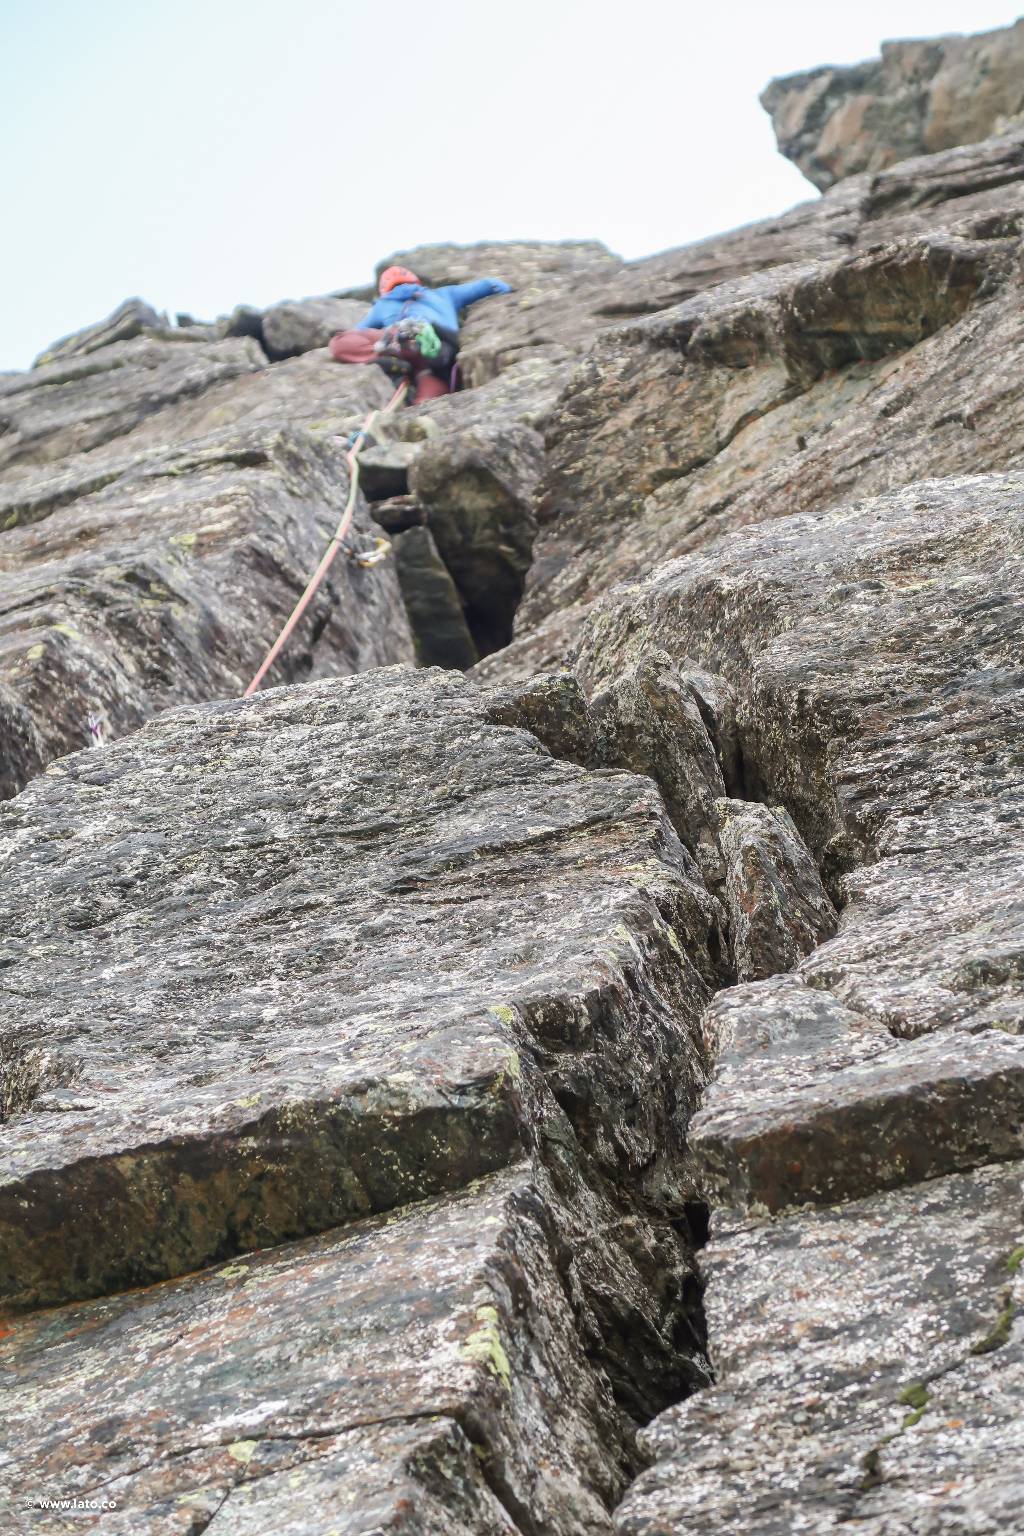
top-left (260, 296), bottom-right (368, 360)
top-left (762, 19), bottom-right (1024, 189)
top-left (0, 426), bottom-right (413, 797)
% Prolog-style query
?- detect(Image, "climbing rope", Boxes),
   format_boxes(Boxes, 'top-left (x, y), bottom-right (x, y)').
top-left (242, 380), bottom-right (409, 698)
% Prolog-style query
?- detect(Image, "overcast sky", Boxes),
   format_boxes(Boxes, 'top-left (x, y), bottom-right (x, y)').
top-left (3, 0), bottom-right (1022, 370)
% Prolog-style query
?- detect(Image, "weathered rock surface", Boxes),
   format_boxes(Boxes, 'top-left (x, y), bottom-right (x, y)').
top-left (0, 666), bottom-right (722, 1483)
top-left (260, 296), bottom-right (367, 360)
top-left (0, 426), bottom-right (412, 797)
top-left (7, 24), bottom-right (1024, 1534)
top-left (712, 799), bottom-right (837, 981)
top-left (0, 335), bottom-right (266, 472)
top-left (571, 467), bottom-right (1024, 1519)
top-left (482, 218), bottom-right (1020, 679)
top-left (0, 1170), bottom-right (632, 1535)
top-left (392, 524), bottom-right (479, 669)
top-left (691, 976), bottom-right (1024, 1212)
top-left (618, 1160), bottom-right (1024, 1534)
top-left (763, 19), bottom-right (1024, 189)
top-left (577, 473), bottom-right (1024, 1023)
top-left (32, 298), bottom-right (166, 368)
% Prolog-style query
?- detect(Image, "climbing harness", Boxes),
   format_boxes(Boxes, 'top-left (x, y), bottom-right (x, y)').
top-left (242, 379), bottom-right (409, 697)
top-left (372, 318), bottom-right (448, 380)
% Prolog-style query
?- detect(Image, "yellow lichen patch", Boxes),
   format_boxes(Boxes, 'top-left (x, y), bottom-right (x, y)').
top-left (488, 1004), bottom-right (517, 1027)
top-left (53, 623), bottom-right (82, 641)
top-left (26, 644), bottom-right (46, 661)
top-left (218, 1263), bottom-right (250, 1280)
top-left (461, 1304), bottom-right (512, 1390)
top-left (228, 1440), bottom-right (258, 1464)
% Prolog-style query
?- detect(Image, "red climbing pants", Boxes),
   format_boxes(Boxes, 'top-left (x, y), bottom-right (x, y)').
top-left (328, 329), bottom-right (451, 405)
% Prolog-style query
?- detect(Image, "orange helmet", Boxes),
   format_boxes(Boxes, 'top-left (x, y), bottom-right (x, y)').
top-left (379, 265), bottom-right (420, 295)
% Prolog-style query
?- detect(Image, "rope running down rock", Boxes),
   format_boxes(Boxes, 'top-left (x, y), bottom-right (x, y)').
top-left (242, 380), bottom-right (409, 697)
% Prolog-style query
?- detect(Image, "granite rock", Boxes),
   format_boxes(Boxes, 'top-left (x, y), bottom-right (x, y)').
top-left (763, 19), bottom-right (1024, 189)
top-left (712, 799), bottom-right (837, 981)
top-left (0, 426), bottom-right (412, 797)
top-left (31, 298), bottom-right (166, 368)
top-left (260, 297), bottom-right (368, 360)
top-left (0, 662), bottom-right (722, 1452)
top-left (0, 1170), bottom-right (628, 1535)
top-left (618, 1161), bottom-right (1024, 1534)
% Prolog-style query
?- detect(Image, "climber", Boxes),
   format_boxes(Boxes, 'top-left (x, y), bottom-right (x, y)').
top-left (328, 265), bottom-right (512, 405)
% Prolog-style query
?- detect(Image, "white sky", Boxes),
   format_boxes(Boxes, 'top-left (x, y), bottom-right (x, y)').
top-left (2, 0), bottom-right (1022, 370)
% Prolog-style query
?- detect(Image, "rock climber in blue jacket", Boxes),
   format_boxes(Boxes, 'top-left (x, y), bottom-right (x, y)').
top-left (329, 264), bottom-right (512, 403)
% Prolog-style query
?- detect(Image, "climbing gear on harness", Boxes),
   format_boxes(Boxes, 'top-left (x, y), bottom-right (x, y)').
top-left (372, 318), bottom-right (456, 384)
top-left (373, 318), bottom-right (443, 365)
top-left (242, 380), bottom-right (409, 697)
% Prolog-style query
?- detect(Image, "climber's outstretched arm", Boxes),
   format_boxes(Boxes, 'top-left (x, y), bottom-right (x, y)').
top-left (440, 278), bottom-right (512, 312)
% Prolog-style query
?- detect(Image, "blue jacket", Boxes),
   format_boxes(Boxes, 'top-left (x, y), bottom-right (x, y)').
top-left (356, 279), bottom-right (512, 338)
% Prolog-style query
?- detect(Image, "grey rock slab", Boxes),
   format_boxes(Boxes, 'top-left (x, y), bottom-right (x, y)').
top-left (575, 473), bottom-right (1024, 1036)
top-left (691, 975), bottom-right (1024, 1211)
top-left (713, 798), bottom-right (837, 981)
top-left (0, 426), bottom-right (412, 798)
top-left (392, 525), bottom-right (479, 670)
top-left (0, 335), bottom-right (267, 471)
top-left (588, 652), bottom-right (730, 877)
top-left (575, 472), bottom-right (1024, 1225)
top-left (0, 1169), bottom-right (627, 1535)
top-left (762, 20), bottom-right (1024, 189)
top-left (98, 348), bottom-right (392, 456)
top-left (481, 671), bottom-right (598, 769)
top-left (616, 1159), bottom-right (1024, 1534)
top-left (409, 422), bottom-right (542, 657)
top-left (495, 228), bottom-right (1007, 680)
top-left (375, 240), bottom-right (622, 291)
top-left (0, 666), bottom-right (720, 1308)
top-left (32, 298), bottom-right (165, 368)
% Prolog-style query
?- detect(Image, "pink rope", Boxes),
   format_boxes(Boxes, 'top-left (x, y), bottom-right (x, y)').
top-left (243, 381), bottom-right (407, 698)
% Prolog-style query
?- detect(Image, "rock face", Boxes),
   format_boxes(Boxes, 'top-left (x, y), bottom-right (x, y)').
top-left (0, 427), bottom-right (412, 798)
top-left (479, 210), bottom-right (1024, 680)
top-left (573, 470), bottom-right (1024, 1528)
top-left (1, 667), bottom-right (720, 1530)
top-left (4, 20), bottom-right (1024, 1535)
top-left (763, 18), bottom-right (1024, 189)
top-left (620, 1161), bottom-right (1024, 1535)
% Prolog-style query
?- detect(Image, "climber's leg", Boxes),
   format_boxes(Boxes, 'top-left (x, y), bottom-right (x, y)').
top-left (329, 329), bottom-right (381, 363)
top-left (411, 367), bottom-right (450, 405)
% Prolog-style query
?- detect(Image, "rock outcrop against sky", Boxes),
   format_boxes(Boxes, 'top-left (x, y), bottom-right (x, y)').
top-left (2, 21), bottom-right (1023, 1536)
